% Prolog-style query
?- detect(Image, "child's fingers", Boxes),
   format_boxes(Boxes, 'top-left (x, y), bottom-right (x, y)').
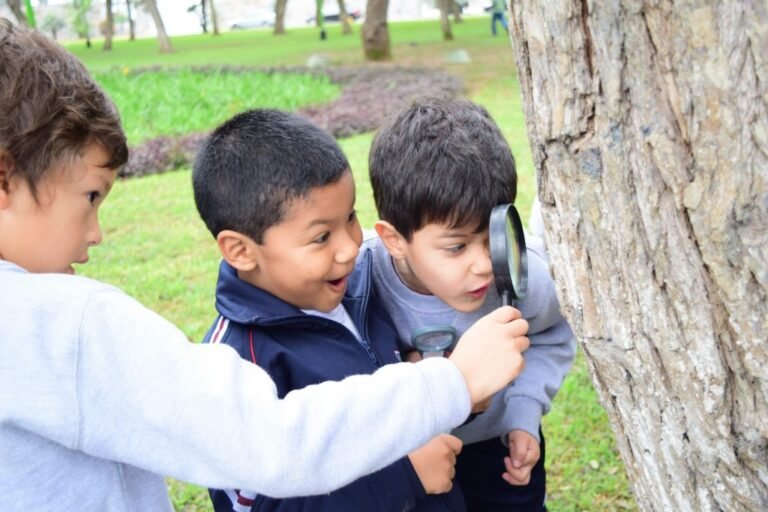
top-left (441, 433), bottom-right (463, 456)
top-left (502, 456), bottom-right (532, 486)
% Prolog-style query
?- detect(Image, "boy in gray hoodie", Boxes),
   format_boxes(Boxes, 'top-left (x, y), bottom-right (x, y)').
top-left (365, 97), bottom-right (576, 511)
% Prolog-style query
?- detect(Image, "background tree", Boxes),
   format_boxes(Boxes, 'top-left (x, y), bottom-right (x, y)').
top-left (274, 0), bottom-right (288, 35)
top-left (71, 0), bottom-right (93, 48)
top-left (508, 1), bottom-right (767, 510)
top-left (208, 0), bottom-right (219, 35)
top-left (41, 12), bottom-right (65, 39)
top-left (337, 0), bottom-right (352, 35)
top-left (361, 0), bottom-right (389, 60)
top-left (142, 0), bottom-right (172, 53)
top-left (187, 0), bottom-right (208, 34)
top-left (451, 1), bottom-right (462, 24)
top-left (5, 0), bottom-right (28, 26)
top-left (103, 0), bottom-right (114, 51)
top-left (126, 0), bottom-right (135, 40)
top-left (437, 0), bottom-right (452, 41)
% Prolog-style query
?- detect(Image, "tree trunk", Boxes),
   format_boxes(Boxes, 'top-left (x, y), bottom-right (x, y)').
top-left (126, 0), bottom-right (135, 41)
top-left (452, 0), bottom-right (462, 23)
top-left (103, 0), bottom-right (113, 51)
top-left (199, 0), bottom-right (208, 33)
top-left (508, 1), bottom-right (767, 511)
top-left (362, 0), bottom-right (390, 60)
top-left (6, 0), bottom-right (28, 26)
top-left (438, 0), bottom-right (453, 40)
top-left (208, 0), bottom-right (219, 35)
top-left (274, 0), bottom-right (288, 35)
top-left (338, 0), bottom-right (352, 35)
top-left (143, 0), bottom-right (172, 53)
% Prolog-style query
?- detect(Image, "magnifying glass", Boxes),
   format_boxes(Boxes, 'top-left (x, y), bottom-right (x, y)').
top-left (489, 203), bottom-right (528, 305)
top-left (411, 325), bottom-right (457, 358)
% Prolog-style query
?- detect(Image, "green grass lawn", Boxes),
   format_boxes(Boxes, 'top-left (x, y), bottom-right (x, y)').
top-left (71, 16), bottom-right (635, 512)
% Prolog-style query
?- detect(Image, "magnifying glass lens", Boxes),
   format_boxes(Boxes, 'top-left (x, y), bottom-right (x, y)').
top-left (413, 331), bottom-right (455, 352)
top-left (506, 217), bottom-right (521, 290)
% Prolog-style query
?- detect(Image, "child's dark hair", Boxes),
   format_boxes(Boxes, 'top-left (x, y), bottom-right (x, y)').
top-left (0, 19), bottom-right (128, 199)
top-left (193, 109), bottom-right (349, 243)
top-left (369, 97), bottom-right (516, 241)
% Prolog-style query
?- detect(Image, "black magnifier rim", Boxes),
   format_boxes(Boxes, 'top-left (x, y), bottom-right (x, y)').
top-left (411, 325), bottom-right (458, 353)
top-left (489, 203), bottom-right (528, 301)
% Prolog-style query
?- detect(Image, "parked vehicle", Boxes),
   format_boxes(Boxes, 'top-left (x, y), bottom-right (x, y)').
top-left (230, 9), bottom-right (275, 30)
top-left (306, 6), bottom-right (363, 24)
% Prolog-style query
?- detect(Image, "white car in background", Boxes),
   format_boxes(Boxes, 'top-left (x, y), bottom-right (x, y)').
top-left (230, 9), bottom-right (275, 30)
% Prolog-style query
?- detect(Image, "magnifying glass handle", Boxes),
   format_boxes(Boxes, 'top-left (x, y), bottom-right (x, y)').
top-left (501, 290), bottom-right (511, 307)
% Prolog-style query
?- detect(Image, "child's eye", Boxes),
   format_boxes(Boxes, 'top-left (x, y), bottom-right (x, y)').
top-left (87, 191), bottom-right (101, 204)
top-left (347, 210), bottom-right (357, 222)
top-left (313, 232), bottom-right (330, 244)
top-left (445, 244), bottom-right (465, 254)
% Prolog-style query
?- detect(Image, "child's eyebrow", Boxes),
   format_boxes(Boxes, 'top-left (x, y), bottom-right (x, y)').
top-left (437, 232), bottom-right (470, 239)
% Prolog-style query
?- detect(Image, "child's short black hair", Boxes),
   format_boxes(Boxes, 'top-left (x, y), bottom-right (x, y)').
top-left (193, 109), bottom-right (349, 243)
top-left (369, 97), bottom-right (516, 241)
top-left (0, 18), bottom-right (127, 199)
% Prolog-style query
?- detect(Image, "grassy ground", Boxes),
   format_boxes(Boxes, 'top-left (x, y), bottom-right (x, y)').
top-left (70, 17), bottom-right (636, 512)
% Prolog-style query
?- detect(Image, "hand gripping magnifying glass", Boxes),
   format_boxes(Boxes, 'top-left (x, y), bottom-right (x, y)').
top-left (489, 203), bottom-right (528, 305)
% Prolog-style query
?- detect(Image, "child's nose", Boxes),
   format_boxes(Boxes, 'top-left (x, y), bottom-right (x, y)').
top-left (335, 233), bottom-right (360, 264)
top-left (471, 244), bottom-right (493, 276)
top-left (88, 219), bottom-right (103, 247)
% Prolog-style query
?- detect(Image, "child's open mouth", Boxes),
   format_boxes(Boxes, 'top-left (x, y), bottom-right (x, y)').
top-left (467, 283), bottom-right (490, 299)
top-left (327, 276), bottom-right (348, 292)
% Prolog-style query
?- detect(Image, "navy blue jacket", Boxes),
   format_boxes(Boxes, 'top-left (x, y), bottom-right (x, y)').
top-left (203, 248), bottom-right (465, 512)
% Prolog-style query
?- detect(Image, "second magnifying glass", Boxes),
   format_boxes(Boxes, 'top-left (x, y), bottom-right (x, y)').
top-left (411, 325), bottom-right (457, 358)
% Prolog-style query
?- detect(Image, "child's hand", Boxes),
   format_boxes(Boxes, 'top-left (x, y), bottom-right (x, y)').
top-left (449, 306), bottom-right (529, 407)
top-left (408, 434), bottom-right (463, 494)
top-left (404, 350), bottom-right (423, 363)
top-left (502, 430), bottom-right (540, 485)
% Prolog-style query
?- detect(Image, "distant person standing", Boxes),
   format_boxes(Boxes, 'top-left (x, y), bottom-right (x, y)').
top-left (491, 0), bottom-right (508, 36)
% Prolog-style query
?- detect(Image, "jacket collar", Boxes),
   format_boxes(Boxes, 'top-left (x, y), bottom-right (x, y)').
top-left (214, 249), bottom-right (374, 326)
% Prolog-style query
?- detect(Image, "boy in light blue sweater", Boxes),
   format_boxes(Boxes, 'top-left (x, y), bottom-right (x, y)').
top-left (0, 20), bottom-right (533, 511)
top-left (365, 97), bottom-right (577, 511)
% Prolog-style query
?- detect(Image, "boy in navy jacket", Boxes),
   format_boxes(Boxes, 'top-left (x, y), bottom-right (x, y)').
top-left (192, 109), bottom-right (530, 512)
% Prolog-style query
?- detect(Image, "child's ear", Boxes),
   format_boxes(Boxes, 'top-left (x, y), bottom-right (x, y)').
top-left (0, 152), bottom-right (11, 209)
top-left (374, 220), bottom-right (409, 259)
top-left (216, 230), bottom-right (260, 272)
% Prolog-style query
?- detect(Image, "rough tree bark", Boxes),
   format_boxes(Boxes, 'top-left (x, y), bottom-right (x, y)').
top-left (362, 0), bottom-right (390, 60)
top-left (508, 1), bottom-right (767, 510)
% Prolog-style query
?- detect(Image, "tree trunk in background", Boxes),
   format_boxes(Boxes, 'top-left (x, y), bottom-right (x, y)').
top-left (143, 0), bottom-right (172, 53)
top-left (126, 0), bottom-right (135, 40)
top-left (338, 0), bottom-right (352, 35)
top-left (362, 0), bottom-right (389, 60)
top-left (438, 0), bottom-right (452, 40)
top-left (274, 0), bottom-right (288, 35)
top-left (103, 0), bottom-right (113, 51)
top-left (452, 1), bottom-right (462, 23)
top-left (508, 1), bottom-right (767, 510)
top-left (208, 0), bottom-right (219, 35)
top-left (6, 0), bottom-right (28, 26)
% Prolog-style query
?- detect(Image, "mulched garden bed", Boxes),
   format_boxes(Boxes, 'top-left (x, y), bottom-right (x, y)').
top-left (120, 65), bottom-right (464, 178)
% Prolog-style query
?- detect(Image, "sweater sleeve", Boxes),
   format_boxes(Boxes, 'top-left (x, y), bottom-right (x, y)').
top-left (74, 288), bottom-right (471, 497)
top-left (453, 249), bottom-right (576, 443)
